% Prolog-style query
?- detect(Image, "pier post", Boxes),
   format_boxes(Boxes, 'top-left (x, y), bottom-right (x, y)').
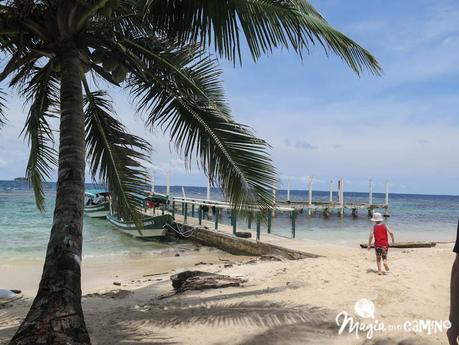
top-left (191, 204), bottom-right (195, 218)
top-left (171, 201), bottom-right (175, 217)
top-left (384, 182), bottom-right (390, 217)
top-left (329, 180), bottom-right (333, 202)
top-left (369, 178), bottom-right (373, 205)
top-left (385, 181), bottom-right (389, 205)
top-left (256, 213), bottom-right (261, 240)
top-left (166, 170), bottom-right (170, 197)
top-left (184, 203), bottom-right (188, 223)
top-left (232, 210), bottom-right (237, 235)
top-left (248, 213), bottom-right (252, 229)
top-left (308, 176), bottom-right (313, 216)
top-left (161, 203), bottom-right (165, 215)
top-left (291, 210), bottom-right (296, 238)
top-left (338, 179), bottom-right (344, 217)
top-left (198, 206), bottom-right (202, 225)
top-left (267, 210), bottom-right (272, 234)
top-left (352, 208), bottom-right (358, 218)
top-left (214, 208), bottom-right (219, 230)
top-left (287, 178), bottom-right (291, 202)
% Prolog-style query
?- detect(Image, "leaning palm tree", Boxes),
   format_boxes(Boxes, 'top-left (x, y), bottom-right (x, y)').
top-left (0, 0), bottom-right (380, 344)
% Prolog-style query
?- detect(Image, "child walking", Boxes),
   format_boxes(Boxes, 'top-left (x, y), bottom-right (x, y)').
top-left (367, 212), bottom-right (395, 275)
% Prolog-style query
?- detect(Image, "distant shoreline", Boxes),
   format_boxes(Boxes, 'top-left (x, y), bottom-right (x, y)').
top-left (1, 180), bottom-right (458, 197)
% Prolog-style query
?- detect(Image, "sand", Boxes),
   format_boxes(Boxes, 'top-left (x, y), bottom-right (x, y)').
top-left (0, 241), bottom-right (455, 345)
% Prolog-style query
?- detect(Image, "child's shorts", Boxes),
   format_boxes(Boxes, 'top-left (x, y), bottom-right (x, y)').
top-left (375, 246), bottom-right (388, 259)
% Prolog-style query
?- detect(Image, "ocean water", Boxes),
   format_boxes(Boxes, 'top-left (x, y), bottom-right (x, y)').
top-left (0, 180), bottom-right (458, 260)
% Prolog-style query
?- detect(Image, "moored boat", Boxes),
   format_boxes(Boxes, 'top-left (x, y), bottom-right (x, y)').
top-left (84, 190), bottom-right (110, 218)
top-left (106, 213), bottom-right (173, 239)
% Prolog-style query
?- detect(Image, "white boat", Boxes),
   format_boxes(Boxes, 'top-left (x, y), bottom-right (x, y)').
top-left (84, 190), bottom-right (110, 218)
top-left (106, 213), bottom-right (174, 239)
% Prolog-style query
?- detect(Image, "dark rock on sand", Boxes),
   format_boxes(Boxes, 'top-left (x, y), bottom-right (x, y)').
top-left (171, 270), bottom-right (247, 293)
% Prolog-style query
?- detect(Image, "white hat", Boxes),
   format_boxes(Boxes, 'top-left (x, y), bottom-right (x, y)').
top-left (371, 212), bottom-right (384, 222)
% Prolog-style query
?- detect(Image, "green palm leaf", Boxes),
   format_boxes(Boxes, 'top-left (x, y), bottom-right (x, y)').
top-left (126, 40), bottom-right (277, 211)
top-left (83, 81), bottom-right (151, 224)
top-left (142, 0), bottom-right (381, 75)
top-left (0, 89), bottom-right (6, 130)
top-left (21, 64), bottom-right (59, 211)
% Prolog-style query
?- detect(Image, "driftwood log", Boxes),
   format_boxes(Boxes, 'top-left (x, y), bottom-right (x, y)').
top-left (360, 241), bottom-right (437, 249)
top-left (171, 271), bottom-right (247, 293)
top-left (235, 231), bottom-right (251, 238)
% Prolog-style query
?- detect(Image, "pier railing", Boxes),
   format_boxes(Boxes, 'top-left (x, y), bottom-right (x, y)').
top-left (145, 176), bottom-right (390, 240)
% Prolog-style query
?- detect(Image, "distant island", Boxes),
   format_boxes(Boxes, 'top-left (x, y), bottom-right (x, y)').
top-left (14, 177), bottom-right (28, 182)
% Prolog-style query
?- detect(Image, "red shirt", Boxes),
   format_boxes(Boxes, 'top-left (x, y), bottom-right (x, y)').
top-left (373, 224), bottom-right (389, 247)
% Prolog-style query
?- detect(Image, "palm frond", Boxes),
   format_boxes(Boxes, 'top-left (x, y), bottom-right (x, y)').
top-left (0, 89), bottom-right (7, 130)
top-left (126, 39), bottom-right (277, 211)
top-left (21, 64), bottom-right (59, 211)
top-left (142, 0), bottom-right (381, 75)
top-left (83, 81), bottom-right (151, 224)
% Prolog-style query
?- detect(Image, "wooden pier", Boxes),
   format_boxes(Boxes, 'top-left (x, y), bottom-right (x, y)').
top-left (146, 174), bottom-right (390, 240)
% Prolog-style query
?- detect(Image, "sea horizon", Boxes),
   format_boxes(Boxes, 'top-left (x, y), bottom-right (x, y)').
top-left (1, 179), bottom-right (458, 198)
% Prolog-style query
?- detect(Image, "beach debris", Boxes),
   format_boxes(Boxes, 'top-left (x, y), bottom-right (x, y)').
top-left (171, 271), bottom-right (247, 293)
top-left (259, 254), bottom-right (285, 262)
top-left (219, 258), bottom-right (230, 262)
top-left (85, 289), bottom-right (132, 299)
top-left (113, 282), bottom-right (121, 286)
top-left (143, 272), bottom-right (168, 277)
top-left (194, 262), bottom-right (212, 266)
top-left (285, 281), bottom-right (303, 290)
top-left (244, 258), bottom-right (259, 265)
top-left (0, 289), bottom-right (20, 299)
top-left (361, 242), bottom-right (436, 249)
top-left (175, 253), bottom-right (180, 257)
top-left (0, 289), bottom-right (23, 307)
top-left (235, 231), bottom-right (251, 238)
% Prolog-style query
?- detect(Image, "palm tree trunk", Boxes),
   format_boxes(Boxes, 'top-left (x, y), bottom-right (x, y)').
top-left (9, 44), bottom-right (90, 345)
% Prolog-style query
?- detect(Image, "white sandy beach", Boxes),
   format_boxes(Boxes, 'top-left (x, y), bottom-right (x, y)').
top-left (0, 239), bottom-right (455, 345)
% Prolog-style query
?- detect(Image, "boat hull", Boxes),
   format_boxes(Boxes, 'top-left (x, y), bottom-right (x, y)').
top-left (107, 214), bottom-right (174, 239)
top-left (84, 202), bottom-right (110, 218)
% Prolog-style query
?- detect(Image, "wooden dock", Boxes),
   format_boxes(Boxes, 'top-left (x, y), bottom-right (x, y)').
top-left (145, 175), bottom-right (390, 240)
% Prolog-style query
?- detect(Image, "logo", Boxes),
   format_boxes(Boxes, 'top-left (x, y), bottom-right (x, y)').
top-left (354, 298), bottom-right (375, 319)
top-left (336, 299), bottom-right (451, 339)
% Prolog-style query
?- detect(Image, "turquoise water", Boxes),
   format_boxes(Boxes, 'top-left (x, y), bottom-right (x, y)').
top-left (0, 181), bottom-right (458, 260)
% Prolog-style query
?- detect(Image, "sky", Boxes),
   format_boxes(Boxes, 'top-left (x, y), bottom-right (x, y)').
top-left (1, 0), bottom-right (459, 195)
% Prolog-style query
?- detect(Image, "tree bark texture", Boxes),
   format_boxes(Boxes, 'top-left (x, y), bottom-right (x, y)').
top-left (9, 43), bottom-right (90, 345)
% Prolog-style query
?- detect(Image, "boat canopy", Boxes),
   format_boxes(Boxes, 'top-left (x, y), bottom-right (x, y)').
top-left (129, 192), bottom-right (168, 204)
top-left (147, 193), bottom-right (168, 204)
top-left (85, 189), bottom-right (109, 198)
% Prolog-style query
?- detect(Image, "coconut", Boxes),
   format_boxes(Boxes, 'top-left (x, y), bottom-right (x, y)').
top-left (109, 0), bottom-right (121, 8)
top-left (101, 6), bottom-right (112, 17)
top-left (102, 56), bottom-right (118, 72)
top-left (112, 65), bottom-right (128, 83)
top-left (82, 63), bottom-right (90, 74)
top-left (91, 49), bottom-right (106, 64)
top-left (52, 62), bottom-right (61, 73)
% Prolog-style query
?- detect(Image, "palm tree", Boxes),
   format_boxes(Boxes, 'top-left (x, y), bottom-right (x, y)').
top-left (0, 0), bottom-right (380, 344)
